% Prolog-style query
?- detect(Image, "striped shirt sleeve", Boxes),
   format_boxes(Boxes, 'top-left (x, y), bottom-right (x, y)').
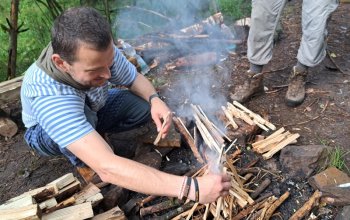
top-left (109, 46), bottom-right (137, 86)
top-left (32, 94), bottom-right (94, 148)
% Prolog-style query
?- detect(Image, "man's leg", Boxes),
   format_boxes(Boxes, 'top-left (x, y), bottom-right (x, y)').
top-left (286, 0), bottom-right (339, 106)
top-left (96, 89), bottom-right (151, 133)
top-left (24, 124), bottom-right (85, 167)
top-left (231, 0), bottom-right (287, 103)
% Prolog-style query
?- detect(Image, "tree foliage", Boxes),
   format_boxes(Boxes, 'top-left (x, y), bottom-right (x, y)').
top-left (0, 0), bottom-right (250, 82)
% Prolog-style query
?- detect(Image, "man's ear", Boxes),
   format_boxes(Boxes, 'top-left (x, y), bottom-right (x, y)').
top-left (52, 54), bottom-right (70, 72)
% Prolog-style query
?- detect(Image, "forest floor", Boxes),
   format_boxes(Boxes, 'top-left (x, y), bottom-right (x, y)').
top-left (0, 1), bottom-right (349, 219)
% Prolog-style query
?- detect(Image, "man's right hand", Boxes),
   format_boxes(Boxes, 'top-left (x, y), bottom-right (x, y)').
top-left (193, 173), bottom-right (231, 204)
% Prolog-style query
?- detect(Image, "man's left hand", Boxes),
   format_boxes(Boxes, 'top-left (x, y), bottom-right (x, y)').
top-left (150, 97), bottom-right (172, 139)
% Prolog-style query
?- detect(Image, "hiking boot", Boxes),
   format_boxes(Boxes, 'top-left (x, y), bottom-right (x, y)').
top-left (230, 71), bottom-right (264, 103)
top-left (285, 66), bottom-right (307, 107)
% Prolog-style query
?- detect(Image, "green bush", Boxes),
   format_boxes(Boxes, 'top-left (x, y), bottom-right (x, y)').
top-left (217, 0), bottom-right (251, 22)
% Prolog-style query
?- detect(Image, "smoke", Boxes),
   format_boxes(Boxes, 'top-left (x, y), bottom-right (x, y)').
top-left (114, 1), bottom-right (238, 167)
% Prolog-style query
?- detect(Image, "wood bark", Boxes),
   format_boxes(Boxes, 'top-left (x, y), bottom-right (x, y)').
top-left (7, 0), bottom-right (19, 80)
top-left (289, 190), bottom-right (321, 220)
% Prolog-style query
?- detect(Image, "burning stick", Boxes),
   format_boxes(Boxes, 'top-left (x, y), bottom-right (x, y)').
top-left (154, 112), bottom-right (171, 145)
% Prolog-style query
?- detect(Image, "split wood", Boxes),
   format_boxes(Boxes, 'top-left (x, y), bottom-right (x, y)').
top-left (172, 116), bottom-right (204, 163)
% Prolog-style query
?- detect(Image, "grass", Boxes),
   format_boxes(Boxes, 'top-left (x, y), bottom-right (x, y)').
top-left (329, 146), bottom-right (349, 172)
top-left (319, 139), bottom-right (350, 173)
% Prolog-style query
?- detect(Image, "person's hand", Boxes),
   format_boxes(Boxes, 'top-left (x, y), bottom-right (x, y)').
top-left (194, 173), bottom-right (231, 204)
top-left (150, 97), bottom-right (172, 138)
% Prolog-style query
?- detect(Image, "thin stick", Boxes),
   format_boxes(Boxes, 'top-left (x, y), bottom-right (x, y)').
top-left (154, 112), bottom-right (171, 145)
top-left (224, 139), bottom-right (237, 154)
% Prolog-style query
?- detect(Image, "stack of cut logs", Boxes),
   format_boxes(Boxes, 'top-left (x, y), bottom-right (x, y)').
top-left (252, 127), bottom-right (300, 160)
top-left (0, 173), bottom-right (125, 220)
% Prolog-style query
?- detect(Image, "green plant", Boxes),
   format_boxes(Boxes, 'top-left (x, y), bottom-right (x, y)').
top-left (329, 146), bottom-right (349, 172)
top-left (217, 0), bottom-right (251, 22)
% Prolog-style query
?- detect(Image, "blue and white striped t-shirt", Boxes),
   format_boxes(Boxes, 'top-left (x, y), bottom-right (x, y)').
top-left (21, 46), bottom-right (137, 148)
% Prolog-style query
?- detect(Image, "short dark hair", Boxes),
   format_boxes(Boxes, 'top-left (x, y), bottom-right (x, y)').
top-left (51, 7), bottom-right (112, 64)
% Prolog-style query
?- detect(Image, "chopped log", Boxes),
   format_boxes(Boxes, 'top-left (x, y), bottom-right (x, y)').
top-left (250, 178), bottom-right (271, 199)
top-left (172, 116), bottom-right (204, 163)
top-left (180, 12), bottom-right (223, 35)
top-left (91, 206), bottom-right (126, 220)
top-left (171, 204), bottom-right (202, 220)
top-left (254, 132), bottom-right (290, 154)
top-left (74, 183), bottom-right (100, 205)
top-left (54, 179), bottom-right (81, 202)
top-left (153, 201), bottom-right (195, 220)
top-left (242, 173), bottom-right (254, 184)
top-left (139, 199), bottom-right (181, 217)
top-left (193, 113), bottom-right (221, 152)
top-left (252, 128), bottom-right (285, 147)
top-left (0, 195), bottom-right (35, 210)
top-left (221, 106), bottom-right (238, 129)
top-left (227, 103), bottom-right (254, 125)
top-left (39, 198), bottom-right (57, 210)
top-left (185, 202), bottom-right (200, 220)
top-left (289, 190), bottom-right (321, 220)
top-left (262, 133), bottom-right (300, 160)
top-left (47, 173), bottom-right (75, 190)
top-left (44, 197), bottom-right (75, 214)
top-left (209, 203), bottom-right (224, 220)
top-left (230, 180), bottom-right (254, 205)
top-left (7, 185), bottom-right (58, 204)
top-left (231, 198), bottom-right (271, 220)
top-left (42, 202), bottom-right (93, 220)
top-left (86, 193), bottom-right (103, 207)
top-left (138, 195), bottom-right (158, 207)
top-left (0, 204), bottom-right (41, 220)
top-left (0, 116), bottom-right (18, 138)
top-left (192, 104), bottom-right (225, 145)
top-left (229, 190), bottom-right (248, 208)
top-left (174, 52), bottom-right (218, 68)
top-left (232, 101), bottom-right (276, 130)
top-left (264, 191), bottom-right (290, 220)
top-left (76, 166), bottom-right (96, 184)
top-left (0, 76), bottom-right (23, 105)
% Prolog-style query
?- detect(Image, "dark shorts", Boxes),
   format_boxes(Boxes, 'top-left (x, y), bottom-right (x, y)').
top-left (24, 89), bottom-right (151, 166)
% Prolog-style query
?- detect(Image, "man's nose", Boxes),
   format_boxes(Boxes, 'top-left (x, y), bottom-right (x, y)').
top-left (102, 68), bottom-right (111, 79)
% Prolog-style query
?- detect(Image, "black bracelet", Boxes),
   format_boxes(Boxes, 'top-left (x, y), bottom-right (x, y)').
top-left (193, 177), bottom-right (199, 202)
top-left (181, 176), bottom-right (192, 202)
top-left (148, 93), bottom-right (159, 104)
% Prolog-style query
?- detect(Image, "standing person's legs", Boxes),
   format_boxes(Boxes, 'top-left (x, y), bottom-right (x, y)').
top-left (286, 0), bottom-right (339, 106)
top-left (231, 0), bottom-right (287, 103)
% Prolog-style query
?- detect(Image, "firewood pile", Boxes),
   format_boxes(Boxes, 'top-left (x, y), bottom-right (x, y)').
top-left (0, 173), bottom-right (125, 220)
top-left (134, 101), bottom-right (310, 219)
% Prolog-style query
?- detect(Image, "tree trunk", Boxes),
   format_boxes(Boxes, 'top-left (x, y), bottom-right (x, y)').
top-left (7, 0), bottom-right (19, 80)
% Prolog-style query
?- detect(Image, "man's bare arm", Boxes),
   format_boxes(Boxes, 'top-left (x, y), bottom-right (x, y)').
top-left (130, 73), bottom-right (171, 137)
top-left (67, 130), bottom-right (231, 204)
top-left (68, 130), bottom-right (182, 196)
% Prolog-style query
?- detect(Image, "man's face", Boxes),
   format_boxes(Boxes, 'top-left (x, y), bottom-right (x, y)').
top-left (66, 42), bottom-right (115, 87)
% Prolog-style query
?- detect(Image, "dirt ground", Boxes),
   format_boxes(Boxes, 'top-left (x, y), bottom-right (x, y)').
top-left (0, 1), bottom-right (349, 219)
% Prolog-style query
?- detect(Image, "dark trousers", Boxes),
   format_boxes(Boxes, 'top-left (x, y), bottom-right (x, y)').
top-left (24, 89), bottom-right (151, 166)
